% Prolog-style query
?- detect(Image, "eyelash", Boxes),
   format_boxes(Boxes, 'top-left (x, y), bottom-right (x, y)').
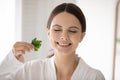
top-left (54, 29), bottom-right (77, 33)
top-left (54, 29), bottom-right (61, 31)
top-left (69, 30), bottom-right (77, 33)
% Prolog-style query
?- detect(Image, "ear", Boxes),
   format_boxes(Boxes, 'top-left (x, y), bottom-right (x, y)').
top-left (79, 32), bottom-right (86, 42)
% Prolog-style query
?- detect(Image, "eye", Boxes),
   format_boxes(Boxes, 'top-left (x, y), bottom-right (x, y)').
top-left (54, 29), bottom-right (61, 32)
top-left (69, 30), bottom-right (77, 33)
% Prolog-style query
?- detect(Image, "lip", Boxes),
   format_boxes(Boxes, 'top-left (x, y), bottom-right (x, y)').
top-left (57, 42), bottom-right (72, 47)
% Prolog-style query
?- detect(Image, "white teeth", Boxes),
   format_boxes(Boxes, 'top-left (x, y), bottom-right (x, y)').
top-left (57, 42), bottom-right (71, 46)
top-left (59, 43), bottom-right (68, 45)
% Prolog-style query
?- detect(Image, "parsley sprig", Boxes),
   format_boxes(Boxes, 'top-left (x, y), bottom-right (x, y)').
top-left (31, 38), bottom-right (42, 51)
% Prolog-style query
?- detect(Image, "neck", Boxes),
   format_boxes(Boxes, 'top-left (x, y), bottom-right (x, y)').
top-left (54, 52), bottom-right (79, 77)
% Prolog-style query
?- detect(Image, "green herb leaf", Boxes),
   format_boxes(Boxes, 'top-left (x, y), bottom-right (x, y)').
top-left (31, 38), bottom-right (42, 51)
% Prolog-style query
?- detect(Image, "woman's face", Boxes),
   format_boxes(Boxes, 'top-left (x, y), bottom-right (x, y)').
top-left (48, 12), bottom-right (85, 55)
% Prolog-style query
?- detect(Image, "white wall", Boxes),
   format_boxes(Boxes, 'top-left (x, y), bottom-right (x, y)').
top-left (0, 0), bottom-right (15, 63)
top-left (76, 0), bottom-right (117, 80)
top-left (15, 0), bottom-right (22, 41)
top-left (15, 0), bottom-right (118, 80)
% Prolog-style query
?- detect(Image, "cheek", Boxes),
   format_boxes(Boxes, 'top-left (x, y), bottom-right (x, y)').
top-left (49, 32), bottom-right (59, 41)
top-left (71, 35), bottom-right (81, 43)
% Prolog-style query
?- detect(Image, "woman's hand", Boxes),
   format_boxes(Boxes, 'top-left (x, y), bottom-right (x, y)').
top-left (12, 42), bottom-right (34, 63)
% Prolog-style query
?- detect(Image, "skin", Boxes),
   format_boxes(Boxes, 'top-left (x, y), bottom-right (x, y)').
top-left (48, 12), bottom-right (85, 80)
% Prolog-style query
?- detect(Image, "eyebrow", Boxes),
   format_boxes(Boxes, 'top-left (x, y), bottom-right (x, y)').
top-left (52, 24), bottom-right (62, 28)
top-left (69, 26), bottom-right (80, 30)
top-left (52, 24), bottom-right (80, 29)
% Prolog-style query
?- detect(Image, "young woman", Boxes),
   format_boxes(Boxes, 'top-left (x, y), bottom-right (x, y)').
top-left (0, 3), bottom-right (105, 80)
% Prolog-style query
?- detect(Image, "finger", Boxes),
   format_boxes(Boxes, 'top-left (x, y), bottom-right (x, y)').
top-left (14, 45), bottom-right (30, 52)
top-left (14, 50), bottom-right (25, 62)
top-left (14, 42), bottom-right (34, 51)
top-left (13, 42), bottom-right (34, 52)
top-left (14, 50), bottom-right (25, 59)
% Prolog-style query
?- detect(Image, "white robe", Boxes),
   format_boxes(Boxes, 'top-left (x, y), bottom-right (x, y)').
top-left (0, 51), bottom-right (23, 74)
top-left (0, 55), bottom-right (105, 80)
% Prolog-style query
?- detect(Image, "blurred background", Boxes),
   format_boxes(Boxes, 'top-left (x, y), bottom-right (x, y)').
top-left (0, 0), bottom-right (119, 80)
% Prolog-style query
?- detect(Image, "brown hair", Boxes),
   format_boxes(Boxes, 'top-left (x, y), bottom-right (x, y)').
top-left (47, 3), bottom-right (86, 32)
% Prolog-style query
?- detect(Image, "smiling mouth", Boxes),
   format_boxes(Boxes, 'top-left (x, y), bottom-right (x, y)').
top-left (57, 42), bottom-right (72, 47)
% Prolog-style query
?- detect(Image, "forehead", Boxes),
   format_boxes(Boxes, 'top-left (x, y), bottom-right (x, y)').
top-left (50, 12), bottom-right (81, 28)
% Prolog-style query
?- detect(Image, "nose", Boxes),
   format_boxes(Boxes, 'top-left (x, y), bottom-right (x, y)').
top-left (60, 32), bottom-right (68, 41)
